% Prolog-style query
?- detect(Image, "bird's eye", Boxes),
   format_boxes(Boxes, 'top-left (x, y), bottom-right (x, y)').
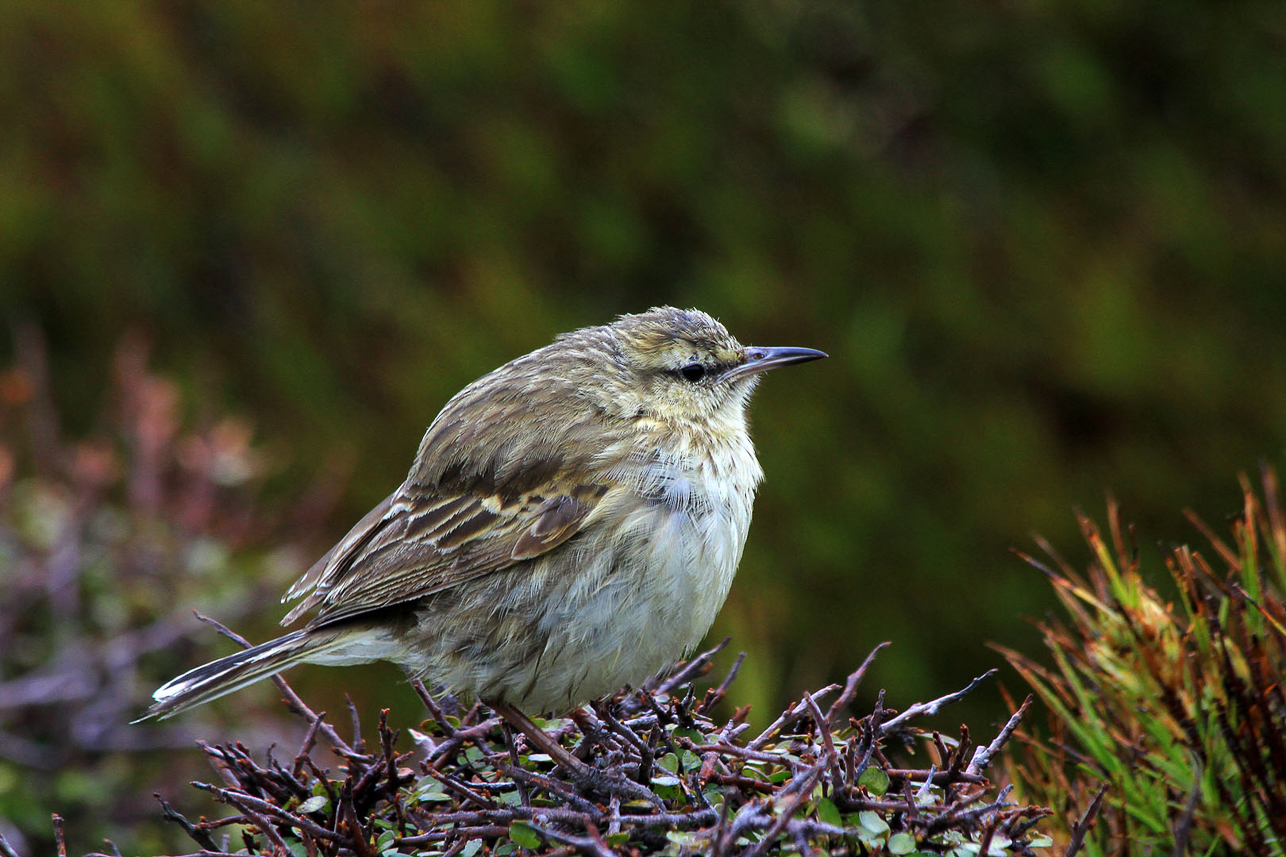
top-left (679, 363), bottom-right (706, 383)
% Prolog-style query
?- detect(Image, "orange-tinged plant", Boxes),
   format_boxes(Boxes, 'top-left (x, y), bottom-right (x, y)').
top-left (997, 468), bottom-right (1286, 855)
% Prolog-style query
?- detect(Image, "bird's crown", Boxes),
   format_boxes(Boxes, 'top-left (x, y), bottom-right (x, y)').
top-left (607, 307), bottom-right (745, 375)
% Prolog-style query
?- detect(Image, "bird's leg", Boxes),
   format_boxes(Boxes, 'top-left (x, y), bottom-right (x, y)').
top-left (500, 720), bottom-right (531, 808)
top-left (488, 701), bottom-right (663, 807)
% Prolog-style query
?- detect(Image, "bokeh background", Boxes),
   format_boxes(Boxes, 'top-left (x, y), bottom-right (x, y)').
top-left (3, 1), bottom-right (1286, 853)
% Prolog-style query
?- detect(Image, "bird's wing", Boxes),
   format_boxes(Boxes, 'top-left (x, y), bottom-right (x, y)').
top-left (280, 336), bottom-right (628, 628)
top-left (281, 479), bottom-right (610, 628)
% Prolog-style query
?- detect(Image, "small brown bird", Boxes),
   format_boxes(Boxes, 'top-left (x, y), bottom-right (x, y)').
top-left (142, 308), bottom-right (824, 727)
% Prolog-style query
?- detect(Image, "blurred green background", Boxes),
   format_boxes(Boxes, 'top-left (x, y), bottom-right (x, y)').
top-left (3, 0), bottom-right (1286, 852)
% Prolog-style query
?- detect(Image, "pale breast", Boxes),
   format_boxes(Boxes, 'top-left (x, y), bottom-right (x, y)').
top-left (409, 420), bottom-right (766, 711)
top-left (637, 428), bottom-right (763, 649)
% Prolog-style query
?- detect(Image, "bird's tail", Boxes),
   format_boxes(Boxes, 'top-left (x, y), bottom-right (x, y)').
top-left (137, 628), bottom-right (358, 721)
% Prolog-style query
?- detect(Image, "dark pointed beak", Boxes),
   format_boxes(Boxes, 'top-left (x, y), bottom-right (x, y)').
top-left (724, 345), bottom-right (827, 381)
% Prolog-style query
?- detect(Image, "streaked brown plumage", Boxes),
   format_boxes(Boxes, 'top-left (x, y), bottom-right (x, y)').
top-left (142, 307), bottom-right (824, 720)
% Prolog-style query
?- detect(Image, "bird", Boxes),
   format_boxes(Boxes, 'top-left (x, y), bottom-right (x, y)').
top-left (141, 307), bottom-right (825, 739)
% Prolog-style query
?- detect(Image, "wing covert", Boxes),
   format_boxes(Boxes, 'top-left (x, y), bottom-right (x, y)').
top-left (281, 482), bottom-right (607, 628)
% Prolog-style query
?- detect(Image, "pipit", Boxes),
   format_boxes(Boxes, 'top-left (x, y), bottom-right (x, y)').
top-left (141, 307), bottom-right (824, 790)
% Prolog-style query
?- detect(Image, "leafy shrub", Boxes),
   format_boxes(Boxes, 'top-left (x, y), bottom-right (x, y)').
top-left (149, 637), bottom-right (1053, 857)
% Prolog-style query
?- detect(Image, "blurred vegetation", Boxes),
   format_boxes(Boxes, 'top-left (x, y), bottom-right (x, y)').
top-left (0, 335), bottom-right (348, 854)
top-left (999, 471), bottom-right (1286, 855)
top-left (3, 0), bottom-right (1286, 850)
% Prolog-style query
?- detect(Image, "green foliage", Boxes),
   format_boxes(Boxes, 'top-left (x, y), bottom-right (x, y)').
top-left (999, 469), bottom-right (1286, 855)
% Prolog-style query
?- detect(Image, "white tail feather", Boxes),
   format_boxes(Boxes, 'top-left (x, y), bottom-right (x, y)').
top-left (138, 628), bottom-right (356, 721)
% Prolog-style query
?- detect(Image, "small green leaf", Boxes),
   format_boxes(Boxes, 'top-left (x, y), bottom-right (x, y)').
top-left (702, 786), bottom-right (725, 812)
top-left (982, 834), bottom-right (1013, 855)
top-left (298, 794), bottom-right (327, 813)
top-left (888, 832), bottom-right (917, 854)
top-left (605, 832), bottom-right (631, 846)
top-left (816, 797), bottom-right (842, 827)
top-left (857, 767), bottom-right (890, 795)
top-left (417, 791), bottom-right (452, 803)
top-left (856, 827), bottom-right (887, 847)
top-left (460, 840), bottom-right (484, 857)
top-left (509, 821), bottom-right (541, 849)
top-left (858, 810), bottom-right (890, 835)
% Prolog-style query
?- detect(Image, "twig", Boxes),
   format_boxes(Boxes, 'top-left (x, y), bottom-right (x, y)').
top-left (498, 764), bottom-right (604, 814)
top-left (341, 783), bottom-right (377, 857)
top-left (802, 691), bottom-right (845, 788)
top-left (880, 669), bottom-right (998, 732)
top-left (490, 701), bottom-right (664, 808)
top-left (192, 782), bottom-right (343, 843)
top-left (395, 825), bottom-right (511, 844)
top-left (529, 823), bottom-right (617, 857)
top-left (967, 695), bottom-right (1033, 776)
top-left (747, 684), bottom-right (840, 751)
top-left (656, 638), bottom-right (729, 696)
top-left (144, 629), bottom-right (1056, 856)
top-left (412, 679), bottom-right (457, 737)
top-left (685, 741), bottom-right (805, 767)
top-left (741, 764), bottom-right (824, 857)
top-left (698, 651), bottom-right (747, 714)
top-left (1064, 784), bottom-right (1109, 857)
top-left (155, 793), bottom-right (219, 851)
top-left (825, 641), bottom-right (890, 722)
top-left (293, 710), bottom-right (329, 779)
top-left (851, 690), bottom-right (886, 781)
top-left (422, 765), bottom-right (494, 810)
top-left (347, 695), bottom-right (364, 754)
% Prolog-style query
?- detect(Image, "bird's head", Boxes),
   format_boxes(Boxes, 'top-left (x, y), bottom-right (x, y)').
top-left (592, 307), bottom-right (826, 426)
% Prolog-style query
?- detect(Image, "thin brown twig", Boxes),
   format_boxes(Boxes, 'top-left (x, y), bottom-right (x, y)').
top-left (826, 641), bottom-right (890, 722)
top-left (881, 670), bottom-right (998, 733)
top-left (655, 637), bottom-right (730, 696)
top-left (1064, 784), bottom-right (1109, 857)
top-left (51, 814), bottom-right (68, 857)
top-left (967, 695), bottom-right (1033, 776)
